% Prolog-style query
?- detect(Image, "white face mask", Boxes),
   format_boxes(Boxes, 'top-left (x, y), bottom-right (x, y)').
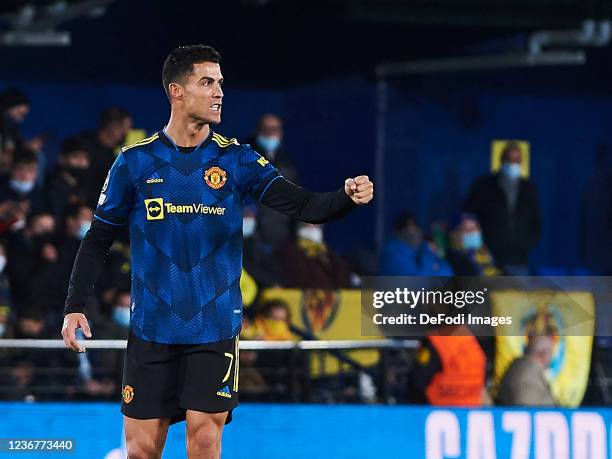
top-left (0, 255), bottom-right (6, 273)
top-left (297, 226), bottom-right (323, 244)
top-left (242, 217), bottom-right (256, 238)
top-left (76, 221), bottom-right (91, 240)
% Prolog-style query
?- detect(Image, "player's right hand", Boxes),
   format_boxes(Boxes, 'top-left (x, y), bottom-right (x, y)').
top-left (61, 313), bottom-right (92, 353)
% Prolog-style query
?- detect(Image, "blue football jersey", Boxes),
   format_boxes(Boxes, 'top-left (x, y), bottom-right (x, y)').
top-left (95, 129), bottom-right (280, 344)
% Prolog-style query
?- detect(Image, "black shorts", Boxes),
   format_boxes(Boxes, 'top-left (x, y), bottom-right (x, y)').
top-left (120, 333), bottom-right (239, 425)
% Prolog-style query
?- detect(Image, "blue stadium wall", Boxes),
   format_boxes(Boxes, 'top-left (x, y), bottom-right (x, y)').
top-left (2, 78), bottom-right (610, 270)
top-left (1, 403), bottom-right (611, 458)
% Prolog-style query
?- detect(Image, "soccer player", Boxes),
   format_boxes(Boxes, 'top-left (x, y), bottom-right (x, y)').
top-left (61, 45), bottom-right (373, 459)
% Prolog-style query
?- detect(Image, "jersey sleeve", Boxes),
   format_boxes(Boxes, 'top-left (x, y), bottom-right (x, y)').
top-left (94, 153), bottom-right (135, 225)
top-left (237, 145), bottom-right (281, 201)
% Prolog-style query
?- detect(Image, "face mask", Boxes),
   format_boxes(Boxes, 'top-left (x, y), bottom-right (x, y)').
top-left (9, 179), bottom-right (35, 195)
top-left (76, 221), bottom-right (91, 240)
top-left (65, 166), bottom-right (87, 178)
top-left (113, 307), bottom-right (131, 328)
top-left (261, 318), bottom-right (292, 340)
top-left (242, 217), bottom-right (256, 238)
top-left (256, 135), bottom-right (280, 155)
top-left (463, 232), bottom-right (483, 250)
top-left (501, 163), bottom-right (521, 180)
top-left (297, 226), bottom-right (323, 244)
top-left (0, 324), bottom-right (5, 337)
top-left (0, 256), bottom-right (6, 273)
top-left (32, 233), bottom-right (54, 248)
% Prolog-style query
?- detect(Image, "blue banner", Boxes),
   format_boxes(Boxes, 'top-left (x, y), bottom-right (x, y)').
top-left (0, 403), bottom-right (611, 458)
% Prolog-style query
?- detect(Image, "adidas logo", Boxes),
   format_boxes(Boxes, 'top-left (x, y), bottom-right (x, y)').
top-left (146, 177), bottom-right (164, 184)
top-left (216, 385), bottom-right (232, 399)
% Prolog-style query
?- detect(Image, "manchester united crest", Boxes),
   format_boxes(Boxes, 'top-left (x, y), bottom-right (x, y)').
top-left (122, 385), bottom-right (134, 404)
top-left (204, 166), bottom-right (227, 190)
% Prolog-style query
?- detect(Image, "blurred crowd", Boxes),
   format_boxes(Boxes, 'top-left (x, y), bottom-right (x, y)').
top-left (0, 87), bottom-right (606, 407)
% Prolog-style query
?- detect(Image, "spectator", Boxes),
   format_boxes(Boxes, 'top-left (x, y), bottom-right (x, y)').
top-left (246, 114), bottom-right (299, 183)
top-left (6, 212), bottom-right (57, 311)
top-left (446, 213), bottom-right (501, 276)
top-left (8, 306), bottom-right (78, 401)
top-left (0, 243), bottom-right (11, 311)
top-left (108, 290), bottom-right (131, 336)
top-left (250, 299), bottom-right (295, 400)
top-left (82, 290), bottom-right (131, 400)
top-left (55, 204), bottom-right (94, 293)
top-left (0, 88), bottom-right (30, 169)
top-left (464, 142), bottom-right (541, 275)
top-left (0, 305), bottom-right (12, 339)
top-left (78, 107), bottom-right (132, 193)
top-left (0, 150), bottom-right (46, 235)
top-left (276, 222), bottom-right (352, 289)
top-left (496, 335), bottom-right (556, 406)
top-left (0, 89), bottom-right (48, 183)
top-left (253, 299), bottom-right (293, 341)
top-left (379, 212), bottom-right (453, 276)
top-left (242, 205), bottom-right (281, 288)
top-left (0, 305), bottom-right (15, 378)
top-left (54, 204), bottom-right (114, 332)
top-left (245, 114), bottom-right (299, 247)
top-left (96, 239), bottom-right (131, 314)
top-left (46, 137), bottom-right (95, 219)
top-left (409, 325), bottom-right (487, 406)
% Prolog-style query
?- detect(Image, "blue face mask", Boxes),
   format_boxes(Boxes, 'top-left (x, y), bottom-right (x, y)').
top-left (9, 179), bottom-right (35, 195)
top-left (0, 324), bottom-right (5, 337)
top-left (463, 232), bottom-right (483, 250)
top-left (76, 222), bottom-right (91, 240)
top-left (501, 163), bottom-right (521, 180)
top-left (242, 217), bottom-right (256, 238)
top-left (256, 135), bottom-right (280, 154)
top-left (113, 307), bottom-right (131, 328)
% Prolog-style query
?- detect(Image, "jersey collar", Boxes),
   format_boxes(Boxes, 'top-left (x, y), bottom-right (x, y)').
top-left (159, 126), bottom-right (213, 152)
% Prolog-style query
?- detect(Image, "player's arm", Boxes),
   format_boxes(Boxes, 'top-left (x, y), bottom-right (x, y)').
top-left (260, 175), bottom-right (373, 223)
top-left (62, 220), bottom-right (119, 351)
top-left (62, 153), bottom-right (134, 352)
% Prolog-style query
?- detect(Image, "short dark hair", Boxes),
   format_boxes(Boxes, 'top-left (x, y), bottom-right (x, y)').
top-left (98, 107), bottom-right (131, 130)
top-left (60, 136), bottom-right (89, 157)
top-left (63, 203), bottom-right (90, 221)
top-left (12, 149), bottom-right (37, 168)
top-left (393, 212), bottom-right (417, 232)
top-left (162, 45), bottom-right (221, 98)
top-left (259, 299), bottom-right (290, 320)
top-left (0, 88), bottom-right (30, 112)
top-left (501, 141), bottom-right (522, 162)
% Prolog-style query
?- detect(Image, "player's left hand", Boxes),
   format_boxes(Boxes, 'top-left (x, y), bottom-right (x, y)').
top-left (345, 175), bottom-right (373, 205)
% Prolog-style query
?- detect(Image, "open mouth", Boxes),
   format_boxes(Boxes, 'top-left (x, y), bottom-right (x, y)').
top-left (211, 104), bottom-right (222, 112)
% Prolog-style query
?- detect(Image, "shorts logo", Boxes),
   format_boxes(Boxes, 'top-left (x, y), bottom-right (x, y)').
top-left (145, 198), bottom-right (164, 220)
top-left (216, 385), bottom-right (232, 399)
top-left (122, 385), bottom-right (134, 404)
top-left (204, 166), bottom-right (227, 190)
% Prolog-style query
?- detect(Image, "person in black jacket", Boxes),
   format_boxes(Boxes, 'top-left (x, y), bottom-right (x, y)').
top-left (464, 142), bottom-right (540, 275)
top-left (244, 114), bottom-right (300, 247)
top-left (46, 137), bottom-right (94, 219)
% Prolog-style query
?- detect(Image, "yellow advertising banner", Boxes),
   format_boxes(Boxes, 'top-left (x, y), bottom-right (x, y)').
top-left (492, 290), bottom-right (595, 407)
top-left (260, 288), bottom-right (382, 376)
